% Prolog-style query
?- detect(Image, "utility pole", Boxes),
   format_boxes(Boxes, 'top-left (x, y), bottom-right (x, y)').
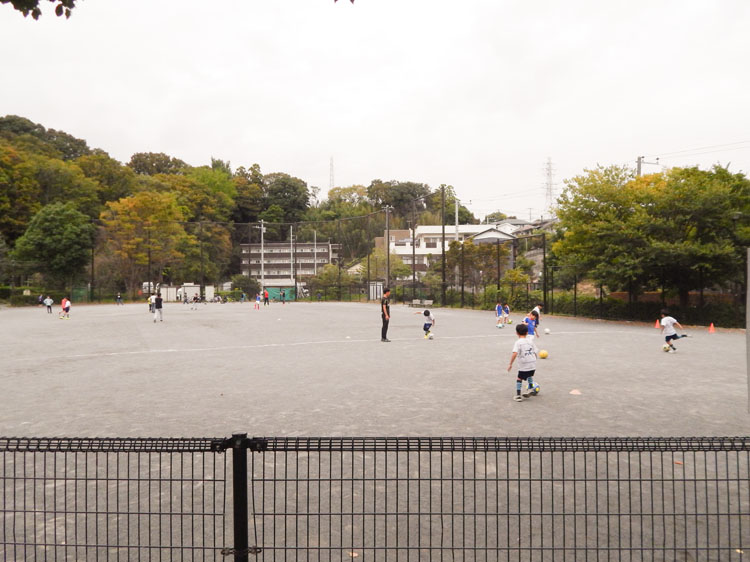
top-left (260, 219), bottom-right (265, 290)
top-left (412, 201), bottom-right (417, 301)
top-left (455, 197), bottom-right (459, 241)
top-left (384, 206), bottom-right (392, 287)
top-left (146, 223), bottom-right (151, 296)
top-left (636, 155), bottom-right (659, 176)
top-left (367, 214), bottom-right (371, 299)
top-left (199, 220), bottom-right (204, 298)
top-left (542, 232), bottom-right (548, 310)
top-left (441, 185), bottom-right (446, 306)
top-left (454, 197), bottom-right (460, 287)
top-left (337, 219), bottom-right (342, 295)
top-left (290, 224), bottom-right (295, 298)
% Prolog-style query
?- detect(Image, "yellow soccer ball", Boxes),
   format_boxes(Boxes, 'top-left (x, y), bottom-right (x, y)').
top-left (538, 350), bottom-right (549, 359)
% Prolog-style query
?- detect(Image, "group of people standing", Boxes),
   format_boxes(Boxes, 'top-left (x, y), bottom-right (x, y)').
top-left (38, 295), bottom-right (70, 318)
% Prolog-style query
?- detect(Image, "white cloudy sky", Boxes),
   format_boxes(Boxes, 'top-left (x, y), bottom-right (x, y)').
top-left (2, 0), bottom-right (749, 221)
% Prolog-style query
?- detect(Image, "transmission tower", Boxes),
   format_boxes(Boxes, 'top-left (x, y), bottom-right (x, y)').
top-left (544, 157), bottom-right (556, 215)
top-left (329, 156), bottom-right (334, 191)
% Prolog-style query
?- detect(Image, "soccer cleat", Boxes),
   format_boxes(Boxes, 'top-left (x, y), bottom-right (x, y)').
top-left (522, 390), bottom-right (531, 398)
top-left (514, 395), bottom-right (523, 402)
top-left (381, 338), bottom-right (391, 342)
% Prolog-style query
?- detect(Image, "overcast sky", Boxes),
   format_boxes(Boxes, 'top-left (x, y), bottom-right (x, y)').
top-left (2, 0), bottom-right (748, 221)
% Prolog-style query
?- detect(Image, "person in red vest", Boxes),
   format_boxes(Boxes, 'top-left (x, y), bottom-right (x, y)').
top-left (59, 297), bottom-right (70, 319)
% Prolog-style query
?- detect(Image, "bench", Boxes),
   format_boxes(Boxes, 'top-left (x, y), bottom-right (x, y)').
top-left (410, 299), bottom-right (434, 307)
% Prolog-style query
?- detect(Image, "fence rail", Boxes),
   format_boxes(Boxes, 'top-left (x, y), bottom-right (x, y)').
top-left (2, 436), bottom-right (749, 561)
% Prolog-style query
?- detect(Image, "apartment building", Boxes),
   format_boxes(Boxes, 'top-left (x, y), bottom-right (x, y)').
top-left (375, 224), bottom-right (517, 277)
top-left (239, 241), bottom-right (340, 287)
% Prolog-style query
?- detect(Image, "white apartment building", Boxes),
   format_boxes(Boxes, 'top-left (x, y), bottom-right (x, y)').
top-left (239, 241), bottom-right (340, 287)
top-left (376, 223), bottom-right (519, 276)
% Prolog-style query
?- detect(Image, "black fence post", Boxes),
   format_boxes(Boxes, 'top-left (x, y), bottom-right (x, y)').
top-left (231, 433), bottom-right (249, 562)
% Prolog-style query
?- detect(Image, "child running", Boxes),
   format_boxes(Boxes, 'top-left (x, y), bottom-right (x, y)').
top-left (254, 293), bottom-right (261, 310)
top-left (415, 309), bottom-right (436, 339)
top-left (507, 323), bottom-right (538, 401)
top-left (660, 309), bottom-right (688, 353)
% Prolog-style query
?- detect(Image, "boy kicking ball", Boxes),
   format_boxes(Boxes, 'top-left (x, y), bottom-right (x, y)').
top-left (660, 309), bottom-right (688, 353)
top-left (415, 309), bottom-right (436, 339)
top-left (507, 323), bottom-right (538, 401)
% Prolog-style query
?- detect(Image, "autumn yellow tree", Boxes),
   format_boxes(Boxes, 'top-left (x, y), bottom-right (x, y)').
top-left (99, 191), bottom-right (191, 297)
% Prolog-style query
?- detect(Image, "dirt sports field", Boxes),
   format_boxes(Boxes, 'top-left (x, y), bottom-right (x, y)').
top-left (1, 301), bottom-right (747, 438)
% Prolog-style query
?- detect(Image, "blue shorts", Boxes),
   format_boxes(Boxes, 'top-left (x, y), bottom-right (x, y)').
top-left (423, 323), bottom-right (432, 332)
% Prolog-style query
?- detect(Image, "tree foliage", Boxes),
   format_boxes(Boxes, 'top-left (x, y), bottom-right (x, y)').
top-left (553, 164), bottom-right (750, 303)
top-left (127, 152), bottom-right (188, 176)
top-left (99, 192), bottom-right (190, 297)
top-left (0, 115), bottom-right (89, 160)
top-left (11, 202), bottom-right (94, 288)
top-left (2, 0), bottom-right (75, 19)
top-left (446, 239), bottom-right (511, 288)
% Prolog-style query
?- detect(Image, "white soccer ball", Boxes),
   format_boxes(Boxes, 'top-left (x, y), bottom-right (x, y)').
top-left (662, 344), bottom-right (671, 352)
top-left (428, 334), bottom-right (434, 339)
top-left (544, 328), bottom-right (550, 334)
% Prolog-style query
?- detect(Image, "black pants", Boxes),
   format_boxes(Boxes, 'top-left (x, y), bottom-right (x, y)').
top-left (381, 316), bottom-right (389, 340)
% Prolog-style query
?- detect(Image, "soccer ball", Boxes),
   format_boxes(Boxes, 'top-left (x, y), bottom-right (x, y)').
top-left (507, 319), bottom-right (513, 325)
top-left (428, 334), bottom-right (434, 340)
top-left (662, 344), bottom-right (671, 352)
top-left (530, 382), bottom-right (540, 395)
top-left (538, 350), bottom-right (548, 359)
top-left (544, 328), bottom-right (550, 334)
top-left (496, 323), bottom-right (503, 329)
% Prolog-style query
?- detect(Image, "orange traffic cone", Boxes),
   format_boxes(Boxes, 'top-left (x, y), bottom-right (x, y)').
top-left (654, 319), bottom-right (660, 329)
top-left (708, 323), bottom-right (715, 334)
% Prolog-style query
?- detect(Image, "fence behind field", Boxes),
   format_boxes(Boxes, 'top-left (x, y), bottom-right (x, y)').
top-left (2, 436), bottom-right (749, 561)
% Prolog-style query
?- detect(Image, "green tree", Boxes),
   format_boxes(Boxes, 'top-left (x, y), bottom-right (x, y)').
top-left (362, 247), bottom-right (410, 281)
top-left (11, 202), bottom-right (95, 288)
top-left (553, 164), bottom-right (645, 297)
top-left (0, 141), bottom-right (99, 244)
top-left (75, 151), bottom-right (137, 205)
top-left (446, 239), bottom-right (511, 289)
top-left (127, 152), bottom-right (188, 176)
top-left (484, 211), bottom-right (508, 223)
top-left (553, 164), bottom-right (750, 304)
top-left (367, 179), bottom-right (431, 218)
top-left (0, 115), bottom-right (90, 160)
top-left (0, 140), bottom-right (40, 244)
top-left (264, 173), bottom-right (310, 223)
top-left (31, 156), bottom-right (100, 217)
top-left (258, 204), bottom-right (285, 241)
top-left (230, 273), bottom-right (260, 297)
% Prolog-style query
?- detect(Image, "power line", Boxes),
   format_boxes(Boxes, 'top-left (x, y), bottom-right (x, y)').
top-left (644, 140), bottom-right (750, 159)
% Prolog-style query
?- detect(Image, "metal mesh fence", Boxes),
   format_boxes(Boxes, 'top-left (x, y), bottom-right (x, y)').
top-left (247, 437), bottom-right (750, 561)
top-left (1, 438), bottom-right (228, 561)
top-left (2, 436), bottom-right (749, 561)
